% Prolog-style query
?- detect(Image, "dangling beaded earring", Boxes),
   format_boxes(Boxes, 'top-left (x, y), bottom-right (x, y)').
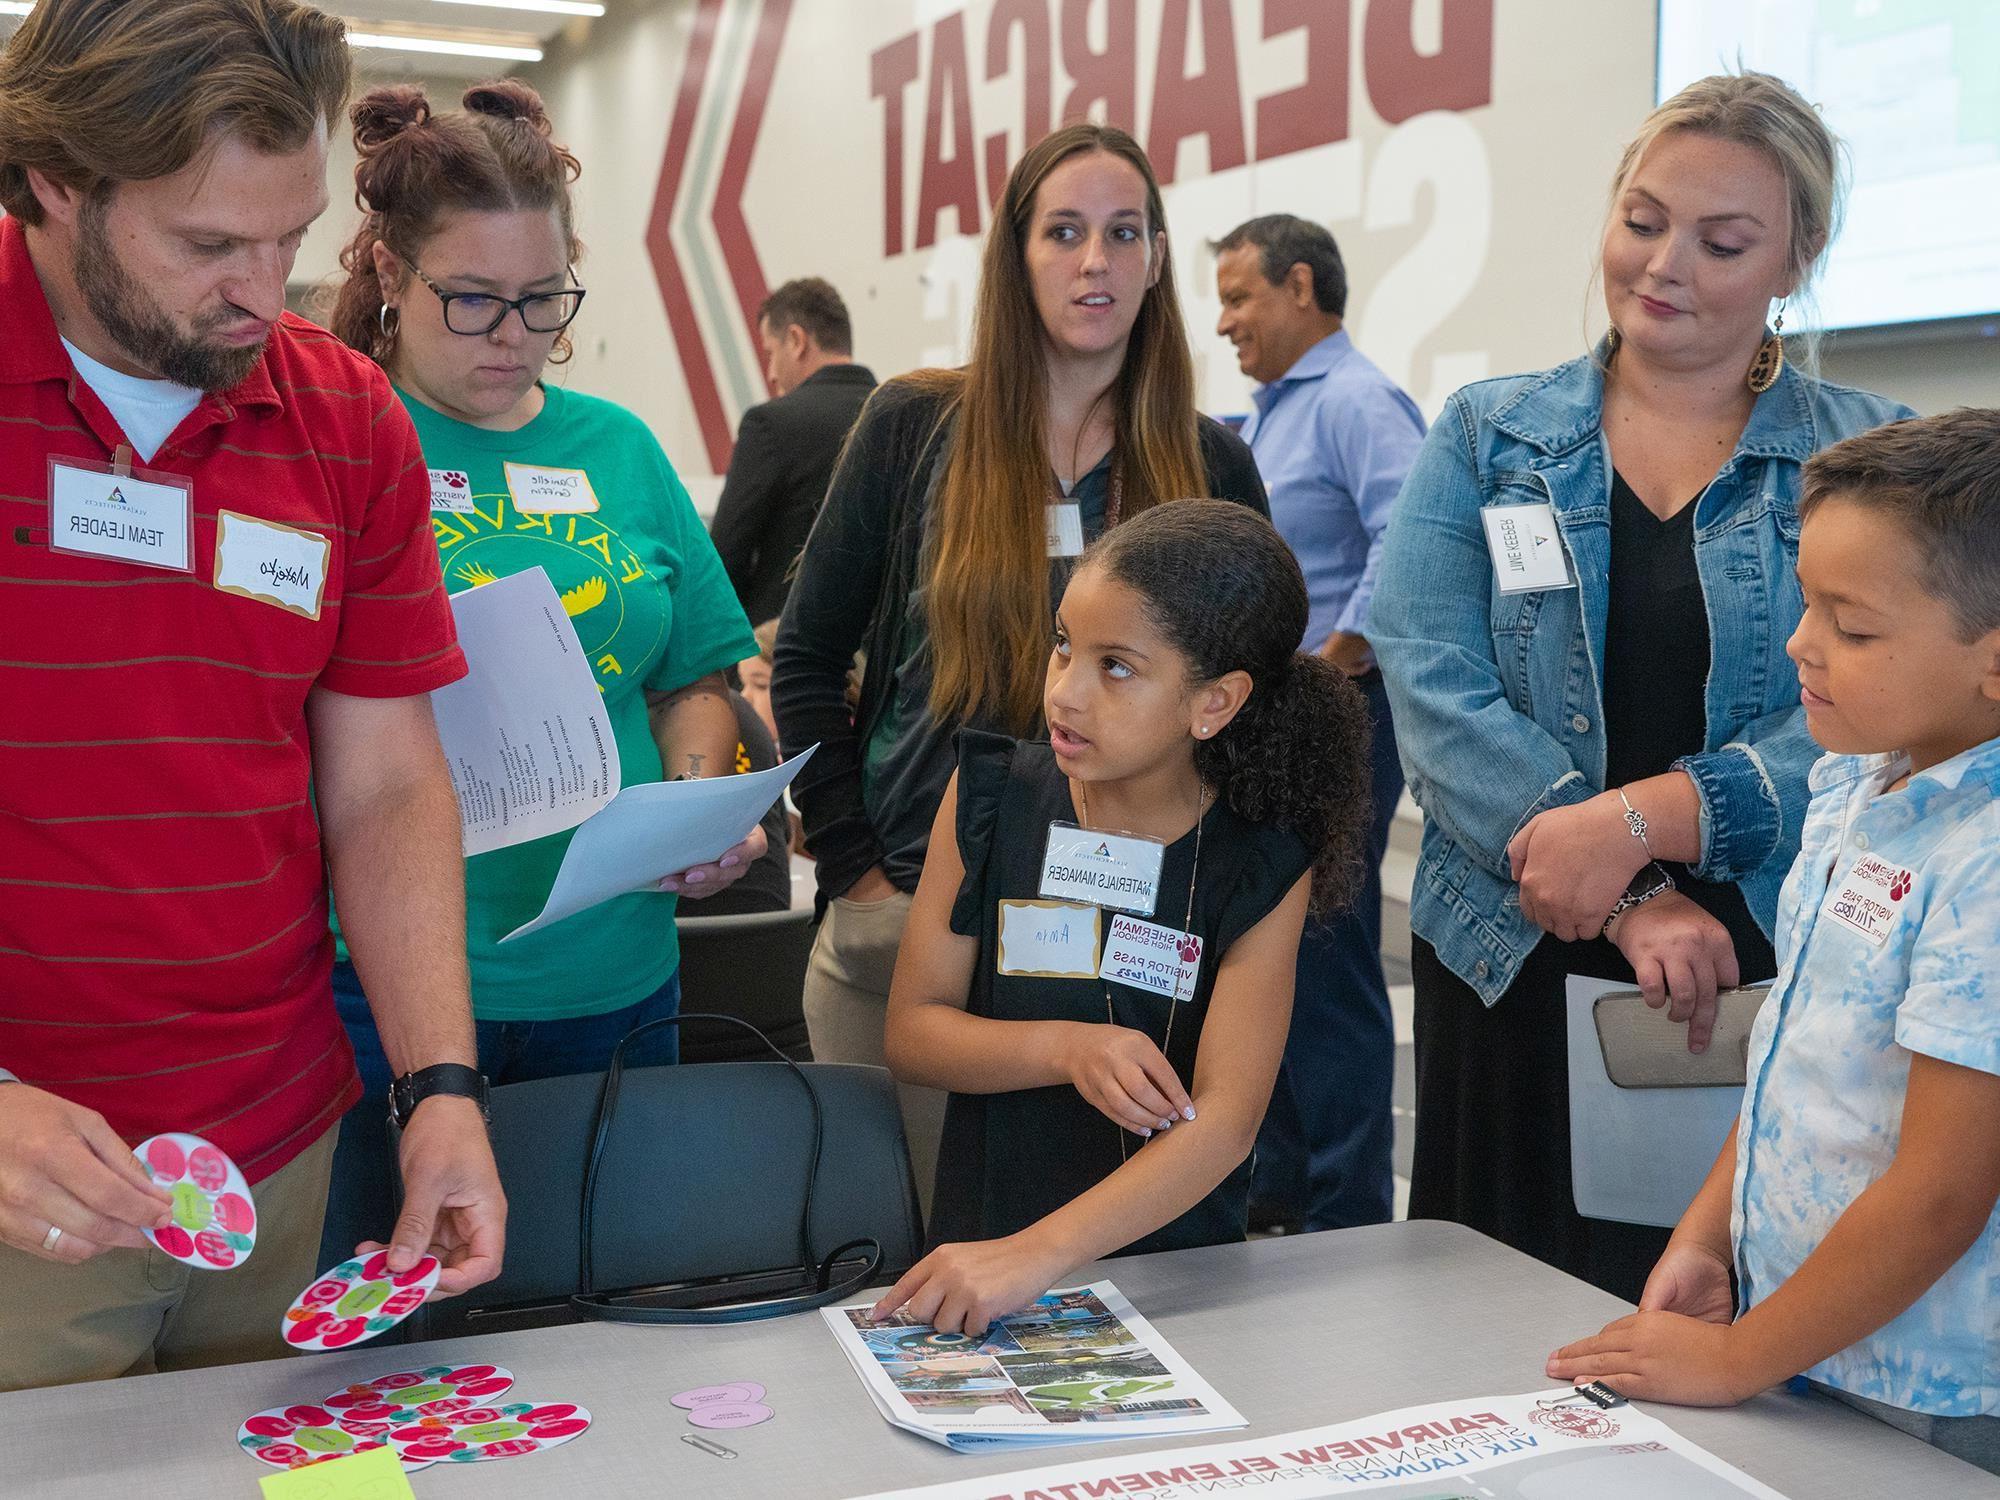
top-left (1747, 302), bottom-right (1785, 394)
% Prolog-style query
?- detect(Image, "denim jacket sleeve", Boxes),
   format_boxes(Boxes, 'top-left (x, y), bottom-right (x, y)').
top-left (1673, 700), bottom-right (1816, 885)
top-left (1369, 394), bottom-right (1593, 882)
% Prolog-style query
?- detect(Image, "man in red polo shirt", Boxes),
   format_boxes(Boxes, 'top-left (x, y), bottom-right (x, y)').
top-left (0, 0), bottom-right (504, 1388)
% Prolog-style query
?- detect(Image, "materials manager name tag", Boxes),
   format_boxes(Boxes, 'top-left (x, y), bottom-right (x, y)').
top-left (1039, 822), bottom-right (1164, 917)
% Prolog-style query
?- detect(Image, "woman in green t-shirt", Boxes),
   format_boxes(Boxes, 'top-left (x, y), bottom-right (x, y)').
top-left (316, 80), bottom-right (761, 1265)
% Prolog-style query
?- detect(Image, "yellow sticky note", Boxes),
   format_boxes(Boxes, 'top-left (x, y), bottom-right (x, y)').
top-left (257, 1443), bottom-right (416, 1500)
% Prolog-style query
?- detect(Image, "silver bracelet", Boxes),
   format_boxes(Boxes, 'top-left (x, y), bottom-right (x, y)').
top-left (1617, 788), bottom-right (1655, 860)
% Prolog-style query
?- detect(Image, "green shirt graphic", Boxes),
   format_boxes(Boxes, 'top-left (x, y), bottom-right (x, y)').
top-left (337, 383), bottom-right (755, 1020)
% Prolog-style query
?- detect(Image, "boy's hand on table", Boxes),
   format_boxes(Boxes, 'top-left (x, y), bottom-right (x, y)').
top-left (1545, 1310), bottom-right (1765, 1406)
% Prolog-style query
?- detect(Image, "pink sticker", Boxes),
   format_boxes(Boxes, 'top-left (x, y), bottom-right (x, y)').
top-left (687, 1402), bottom-right (774, 1429)
top-left (671, 1381), bottom-right (765, 1409)
top-left (279, 1252), bottom-right (440, 1353)
top-left (134, 1132), bottom-right (256, 1271)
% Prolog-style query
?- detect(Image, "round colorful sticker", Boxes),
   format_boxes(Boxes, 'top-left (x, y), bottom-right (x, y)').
top-left (324, 1363), bottom-right (515, 1410)
top-left (279, 1250), bottom-right (440, 1352)
top-left (236, 1403), bottom-right (433, 1473)
top-left (134, 1133), bottom-right (256, 1270)
top-left (388, 1400), bottom-right (592, 1463)
top-left (671, 1381), bottom-right (764, 1410)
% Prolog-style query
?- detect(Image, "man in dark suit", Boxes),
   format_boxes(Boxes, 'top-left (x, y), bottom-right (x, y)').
top-left (710, 278), bottom-right (876, 626)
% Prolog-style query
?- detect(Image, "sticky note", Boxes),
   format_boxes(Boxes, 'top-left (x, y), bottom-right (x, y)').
top-left (257, 1440), bottom-right (416, 1499)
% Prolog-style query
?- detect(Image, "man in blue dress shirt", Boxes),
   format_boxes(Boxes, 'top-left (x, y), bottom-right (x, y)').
top-left (1215, 215), bottom-right (1425, 1232)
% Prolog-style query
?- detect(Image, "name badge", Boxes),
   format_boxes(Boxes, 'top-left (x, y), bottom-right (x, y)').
top-left (212, 510), bottom-right (330, 620)
top-left (996, 900), bottom-right (1101, 978)
top-left (48, 457), bottom-right (192, 572)
top-left (429, 467), bottom-right (475, 513)
top-left (1480, 502), bottom-right (1575, 593)
top-left (505, 462), bottom-right (598, 514)
top-left (1100, 914), bottom-right (1204, 1002)
top-left (1040, 822), bottom-right (1164, 916)
top-left (1820, 852), bottom-right (1914, 947)
top-left (1046, 501), bottom-right (1085, 558)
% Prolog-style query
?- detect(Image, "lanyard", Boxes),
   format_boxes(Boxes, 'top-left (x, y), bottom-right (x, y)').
top-left (1079, 775), bottom-right (1207, 1160)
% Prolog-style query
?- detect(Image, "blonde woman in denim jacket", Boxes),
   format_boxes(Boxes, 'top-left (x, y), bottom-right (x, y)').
top-left (1369, 74), bottom-right (1911, 1299)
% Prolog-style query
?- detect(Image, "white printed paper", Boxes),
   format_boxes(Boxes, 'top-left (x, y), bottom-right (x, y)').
top-left (823, 1281), bottom-right (1244, 1454)
top-left (501, 747), bottom-right (815, 941)
top-left (851, 1388), bottom-right (1791, 1499)
top-left (430, 568), bottom-right (619, 857)
top-left (1040, 824), bottom-right (1164, 916)
top-left (1481, 501), bottom-right (1575, 593)
top-left (429, 467), bottom-right (475, 513)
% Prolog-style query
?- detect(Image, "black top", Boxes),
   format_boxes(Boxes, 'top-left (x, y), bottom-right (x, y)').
top-left (770, 381), bottom-right (1270, 905)
top-left (687, 690), bottom-right (794, 917)
top-left (709, 363), bottom-right (878, 626)
top-left (1599, 470), bottom-right (1774, 974)
top-left (926, 733), bottom-right (1312, 1256)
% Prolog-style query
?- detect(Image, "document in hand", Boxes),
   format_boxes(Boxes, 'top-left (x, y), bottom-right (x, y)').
top-left (430, 567), bottom-right (619, 858)
top-left (823, 1282), bottom-right (1244, 1453)
top-left (500, 748), bottom-right (815, 942)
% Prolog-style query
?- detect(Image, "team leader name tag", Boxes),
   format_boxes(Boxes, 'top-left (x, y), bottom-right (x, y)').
top-left (1480, 502), bottom-right (1575, 593)
top-left (213, 510), bottom-right (330, 620)
top-left (505, 462), bottom-right (598, 513)
top-left (997, 900), bottom-right (1101, 978)
top-left (1100, 914), bottom-right (1203, 1001)
top-left (48, 457), bottom-right (192, 572)
top-left (1040, 822), bottom-right (1164, 916)
top-left (1820, 852), bottom-right (1914, 946)
top-left (1046, 501), bottom-right (1085, 558)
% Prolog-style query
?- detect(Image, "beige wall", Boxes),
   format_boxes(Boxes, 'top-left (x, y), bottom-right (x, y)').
top-left (296, 0), bottom-right (1997, 489)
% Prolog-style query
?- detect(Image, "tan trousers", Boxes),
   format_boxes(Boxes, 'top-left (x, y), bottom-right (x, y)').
top-left (0, 1125), bottom-right (338, 1392)
top-left (803, 889), bottom-right (946, 1221)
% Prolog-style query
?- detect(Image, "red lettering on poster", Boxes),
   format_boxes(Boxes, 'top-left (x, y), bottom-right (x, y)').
top-left (1146, 0), bottom-right (1246, 184)
top-left (1255, 0), bottom-right (1350, 159)
top-left (1363, 0), bottom-right (1494, 124)
top-left (916, 11), bottom-right (983, 249)
top-left (985, 0), bottom-right (1052, 206)
top-left (1058, 0), bottom-right (1138, 129)
top-left (870, 30), bottom-right (922, 257)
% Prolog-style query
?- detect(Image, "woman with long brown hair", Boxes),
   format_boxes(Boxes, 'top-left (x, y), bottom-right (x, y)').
top-left (772, 123), bottom-right (1267, 1203)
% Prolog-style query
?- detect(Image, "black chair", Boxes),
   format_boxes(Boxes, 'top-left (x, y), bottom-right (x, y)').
top-left (674, 906), bottom-right (815, 1062)
top-left (411, 1057), bottom-right (921, 1340)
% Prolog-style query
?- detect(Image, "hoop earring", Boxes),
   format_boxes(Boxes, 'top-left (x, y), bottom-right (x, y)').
top-left (1747, 304), bottom-right (1785, 394)
top-left (378, 303), bottom-right (400, 340)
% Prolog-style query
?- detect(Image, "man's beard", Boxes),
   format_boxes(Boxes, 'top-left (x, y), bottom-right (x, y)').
top-left (74, 194), bottom-right (269, 394)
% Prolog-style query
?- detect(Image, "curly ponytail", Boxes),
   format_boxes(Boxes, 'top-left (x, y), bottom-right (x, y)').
top-left (326, 78), bottom-right (583, 367)
top-left (1086, 501), bottom-right (1373, 914)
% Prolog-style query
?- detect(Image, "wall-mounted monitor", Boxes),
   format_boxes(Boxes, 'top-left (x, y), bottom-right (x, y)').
top-left (1657, 0), bottom-right (2000, 333)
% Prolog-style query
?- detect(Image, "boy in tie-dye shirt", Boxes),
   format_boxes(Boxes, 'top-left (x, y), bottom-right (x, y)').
top-left (1549, 409), bottom-right (2000, 1476)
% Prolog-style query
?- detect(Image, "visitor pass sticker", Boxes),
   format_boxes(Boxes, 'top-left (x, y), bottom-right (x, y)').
top-left (1820, 853), bottom-right (1913, 947)
top-left (1099, 914), bottom-right (1203, 1001)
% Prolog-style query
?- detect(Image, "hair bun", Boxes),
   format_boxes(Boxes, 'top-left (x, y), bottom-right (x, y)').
top-left (351, 84), bottom-right (431, 151)
top-left (462, 79), bottom-right (550, 134)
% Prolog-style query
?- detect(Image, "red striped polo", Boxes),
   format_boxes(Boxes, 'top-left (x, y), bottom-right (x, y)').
top-left (0, 217), bottom-right (466, 1184)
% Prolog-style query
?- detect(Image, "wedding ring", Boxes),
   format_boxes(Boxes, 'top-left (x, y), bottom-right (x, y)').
top-left (40, 1223), bottom-right (62, 1253)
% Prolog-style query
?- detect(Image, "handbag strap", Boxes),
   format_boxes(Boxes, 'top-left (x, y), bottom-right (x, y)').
top-left (568, 1012), bottom-right (883, 1325)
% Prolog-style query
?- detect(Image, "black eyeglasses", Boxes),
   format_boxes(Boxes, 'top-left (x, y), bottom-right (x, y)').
top-left (404, 259), bottom-right (587, 335)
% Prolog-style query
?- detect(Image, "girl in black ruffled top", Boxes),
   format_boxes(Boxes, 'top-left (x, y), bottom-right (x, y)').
top-left (871, 502), bottom-right (1373, 1334)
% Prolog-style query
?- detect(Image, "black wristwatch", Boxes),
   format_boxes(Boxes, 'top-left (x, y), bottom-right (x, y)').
top-left (388, 1063), bottom-right (490, 1129)
top-left (1603, 860), bottom-right (1676, 932)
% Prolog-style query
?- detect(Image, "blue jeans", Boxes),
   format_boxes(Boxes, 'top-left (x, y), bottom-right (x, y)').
top-left (318, 961), bottom-right (683, 1270)
top-left (1252, 668), bottom-right (1400, 1230)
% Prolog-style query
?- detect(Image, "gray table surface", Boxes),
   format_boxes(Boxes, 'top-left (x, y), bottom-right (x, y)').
top-left (6, 1220), bottom-right (1995, 1498)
